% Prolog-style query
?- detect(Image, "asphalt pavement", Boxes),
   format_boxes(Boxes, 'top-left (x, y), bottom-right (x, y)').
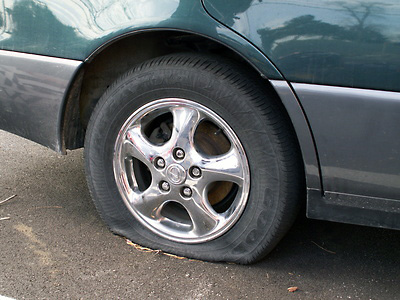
top-left (0, 130), bottom-right (399, 300)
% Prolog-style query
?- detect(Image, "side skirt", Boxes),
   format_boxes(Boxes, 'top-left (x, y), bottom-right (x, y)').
top-left (307, 189), bottom-right (400, 230)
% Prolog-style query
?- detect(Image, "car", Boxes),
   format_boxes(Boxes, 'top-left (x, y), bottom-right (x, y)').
top-left (0, 0), bottom-right (399, 264)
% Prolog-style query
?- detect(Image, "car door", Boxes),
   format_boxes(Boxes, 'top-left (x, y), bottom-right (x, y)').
top-left (203, 0), bottom-right (400, 204)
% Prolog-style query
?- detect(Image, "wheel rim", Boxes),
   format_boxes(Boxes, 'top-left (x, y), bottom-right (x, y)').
top-left (113, 99), bottom-right (250, 243)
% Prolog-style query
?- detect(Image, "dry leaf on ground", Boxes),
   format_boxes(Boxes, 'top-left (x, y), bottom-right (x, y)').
top-left (125, 238), bottom-right (197, 261)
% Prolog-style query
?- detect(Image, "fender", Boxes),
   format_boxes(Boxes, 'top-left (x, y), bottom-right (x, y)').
top-left (0, 0), bottom-right (321, 192)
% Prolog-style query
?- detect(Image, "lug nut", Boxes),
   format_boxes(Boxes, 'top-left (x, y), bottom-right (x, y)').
top-left (174, 148), bottom-right (185, 160)
top-left (190, 167), bottom-right (201, 178)
top-left (182, 187), bottom-right (192, 197)
top-left (160, 181), bottom-right (170, 192)
top-left (155, 157), bottom-right (165, 169)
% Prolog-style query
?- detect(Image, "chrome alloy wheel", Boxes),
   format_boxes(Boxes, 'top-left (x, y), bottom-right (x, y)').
top-left (113, 98), bottom-right (250, 243)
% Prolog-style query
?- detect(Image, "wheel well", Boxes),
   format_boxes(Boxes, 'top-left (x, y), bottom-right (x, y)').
top-left (62, 30), bottom-right (281, 150)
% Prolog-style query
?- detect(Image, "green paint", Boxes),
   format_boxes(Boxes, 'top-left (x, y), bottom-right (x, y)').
top-left (204, 0), bottom-right (400, 92)
top-left (1, 0), bottom-right (398, 91)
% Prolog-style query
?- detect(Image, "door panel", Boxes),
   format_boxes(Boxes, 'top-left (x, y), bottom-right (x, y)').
top-left (292, 83), bottom-right (400, 200)
top-left (205, 0), bottom-right (400, 200)
top-left (203, 0), bottom-right (400, 92)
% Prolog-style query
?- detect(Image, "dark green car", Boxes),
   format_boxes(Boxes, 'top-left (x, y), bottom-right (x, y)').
top-left (0, 0), bottom-right (399, 263)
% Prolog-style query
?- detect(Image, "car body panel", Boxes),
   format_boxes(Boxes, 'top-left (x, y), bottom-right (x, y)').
top-left (203, 0), bottom-right (400, 92)
top-left (0, 0), bottom-right (281, 79)
top-left (270, 80), bottom-right (321, 191)
top-left (0, 0), bottom-right (286, 150)
top-left (0, 50), bottom-right (81, 151)
top-left (204, 0), bottom-right (400, 202)
top-left (307, 189), bottom-right (400, 230)
top-left (293, 83), bottom-right (400, 201)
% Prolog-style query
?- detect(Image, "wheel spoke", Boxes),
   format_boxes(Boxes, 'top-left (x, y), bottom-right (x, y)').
top-left (169, 106), bottom-right (202, 148)
top-left (131, 185), bottom-right (170, 220)
top-left (124, 157), bottom-right (138, 190)
top-left (123, 125), bottom-right (159, 166)
top-left (182, 192), bottom-right (220, 236)
top-left (198, 148), bottom-right (245, 186)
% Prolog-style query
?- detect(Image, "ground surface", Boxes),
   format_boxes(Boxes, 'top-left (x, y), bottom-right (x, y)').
top-left (0, 130), bottom-right (399, 300)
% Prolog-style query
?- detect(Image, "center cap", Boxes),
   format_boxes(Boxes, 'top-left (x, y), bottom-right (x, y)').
top-left (166, 164), bottom-right (186, 185)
